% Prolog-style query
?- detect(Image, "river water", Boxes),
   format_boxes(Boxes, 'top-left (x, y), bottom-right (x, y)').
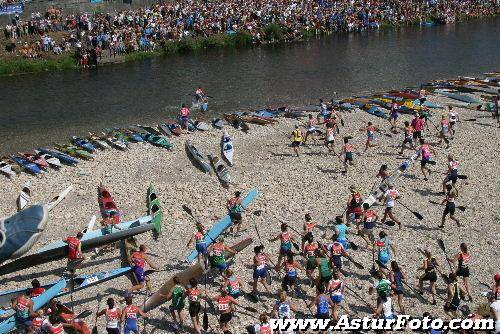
top-left (0, 17), bottom-right (499, 154)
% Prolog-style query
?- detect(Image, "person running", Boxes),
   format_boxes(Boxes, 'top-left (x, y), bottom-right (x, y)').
top-left (444, 273), bottom-right (465, 319)
top-left (372, 292), bottom-right (396, 332)
top-left (280, 254), bottom-right (303, 295)
top-left (269, 223), bottom-right (297, 270)
top-left (289, 125), bottom-right (303, 157)
top-left (419, 138), bottom-right (437, 181)
top-left (380, 183), bottom-right (402, 229)
top-left (316, 248), bottom-right (334, 286)
top-left (334, 216), bottom-right (351, 250)
top-left (325, 233), bottom-right (355, 278)
top-left (301, 213), bottom-right (317, 248)
top-left (374, 231), bottom-right (396, 270)
top-left (346, 185), bottom-right (363, 224)
top-left (442, 155), bottom-right (459, 193)
top-left (448, 106), bottom-right (459, 137)
top-left (390, 103), bottom-right (400, 133)
top-left (96, 297), bottom-right (121, 334)
top-left (210, 237), bottom-right (237, 274)
top-left (369, 271), bottom-right (392, 300)
top-left (492, 94), bottom-right (499, 127)
top-left (186, 278), bottom-right (204, 334)
top-left (308, 284), bottom-right (335, 333)
top-left (448, 243), bottom-right (472, 302)
top-left (251, 245), bottom-right (271, 296)
top-left (187, 222), bottom-right (209, 268)
top-left (303, 233), bottom-right (319, 285)
top-left (325, 122), bottom-right (337, 154)
top-left (440, 184), bottom-right (460, 228)
top-left (227, 191), bottom-right (244, 235)
top-left (360, 203), bottom-right (378, 246)
top-left (327, 270), bottom-right (345, 321)
top-left (341, 137), bottom-right (355, 173)
top-left (399, 121), bottom-right (415, 155)
top-left (376, 164), bottom-right (389, 181)
top-left (162, 276), bottom-right (186, 332)
top-left (438, 115), bottom-right (451, 148)
top-left (304, 114), bottom-right (317, 145)
top-left (12, 289), bottom-right (35, 332)
top-left (389, 261), bottom-right (406, 314)
top-left (418, 250), bottom-right (438, 305)
top-left (127, 244), bottom-right (158, 294)
top-left (253, 314), bottom-right (272, 334)
top-left (361, 122), bottom-right (378, 152)
top-left (411, 114), bottom-right (426, 140)
top-left (179, 104), bottom-right (191, 130)
top-left (121, 296), bottom-right (148, 334)
top-left (216, 289), bottom-right (239, 333)
top-left (272, 290), bottom-right (298, 320)
top-left (225, 269), bottom-right (243, 300)
top-left (65, 232), bottom-right (85, 271)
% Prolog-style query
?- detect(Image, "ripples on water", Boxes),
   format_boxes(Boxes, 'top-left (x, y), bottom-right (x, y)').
top-left (0, 18), bottom-right (498, 154)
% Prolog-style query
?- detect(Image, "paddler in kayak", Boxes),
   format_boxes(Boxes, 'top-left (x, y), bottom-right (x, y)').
top-left (341, 137), bottom-right (355, 173)
top-left (227, 191), bottom-right (244, 235)
top-left (399, 121), bottom-right (415, 155)
top-left (439, 184), bottom-right (460, 228)
top-left (447, 243), bottom-right (473, 302)
top-left (65, 232), bottom-right (85, 272)
top-left (160, 276), bottom-right (187, 333)
top-left (127, 244), bottom-right (159, 295)
top-left (210, 237), bottom-right (237, 274)
top-left (251, 245), bottom-right (271, 297)
top-left (289, 125), bottom-right (304, 157)
top-left (361, 122), bottom-right (379, 153)
top-left (418, 138), bottom-right (437, 181)
top-left (121, 296), bottom-right (149, 334)
top-left (187, 222), bottom-right (209, 268)
top-left (269, 223), bottom-right (298, 270)
top-left (304, 114), bottom-right (318, 145)
top-left (380, 183), bottom-right (402, 229)
top-left (442, 154), bottom-right (459, 194)
top-left (11, 289), bottom-right (36, 331)
top-left (179, 104), bottom-right (191, 131)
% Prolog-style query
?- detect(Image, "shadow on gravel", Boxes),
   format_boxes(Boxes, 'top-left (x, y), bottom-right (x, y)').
top-left (406, 224), bottom-right (442, 232)
top-left (268, 151), bottom-right (295, 157)
top-left (316, 166), bottom-right (343, 174)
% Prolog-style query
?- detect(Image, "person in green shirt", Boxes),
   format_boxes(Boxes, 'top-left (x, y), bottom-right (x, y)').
top-left (369, 271), bottom-right (392, 304)
top-left (315, 249), bottom-right (333, 286)
top-left (161, 276), bottom-right (186, 332)
top-left (210, 237), bottom-right (237, 274)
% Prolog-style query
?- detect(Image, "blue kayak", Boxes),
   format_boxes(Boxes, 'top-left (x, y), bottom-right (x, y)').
top-left (254, 109), bottom-right (279, 118)
top-left (413, 99), bottom-right (443, 109)
top-left (366, 106), bottom-right (388, 119)
top-left (71, 136), bottom-right (97, 152)
top-left (10, 155), bottom-right (43, 174)
top-left (0, 205), bottom-right (49, 264)
top-left (0, 280), bottom-right (67, 333)
top-left (37, 148), bottom-right (78, 165)
top-left (435, 90), bottom-right (481, 104)
top-left (187, 188), bottom-right (260, 262)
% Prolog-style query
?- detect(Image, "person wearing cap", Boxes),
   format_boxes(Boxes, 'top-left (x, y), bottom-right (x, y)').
top-left (381, 183), bottom-right (402, 229)
top-left (289, 125), bottom-right (303, 157)
top-left (227, 191), bottom-right (244, 235)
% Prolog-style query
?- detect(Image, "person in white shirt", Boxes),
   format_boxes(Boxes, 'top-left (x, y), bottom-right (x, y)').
top-left (381, 184), bottom-right (402, 229)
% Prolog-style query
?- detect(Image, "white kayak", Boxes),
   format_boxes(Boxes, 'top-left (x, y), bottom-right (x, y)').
top-left (35, 151), bottom-right (62, 169)
top-left (16, 182), bottom-right (31, 212)
top-left (46, 185), bottom-right (74, 212)
top-left (221, 131), bottom-right (234, 166)
top-left (0, 161), bottom-right (16, 178)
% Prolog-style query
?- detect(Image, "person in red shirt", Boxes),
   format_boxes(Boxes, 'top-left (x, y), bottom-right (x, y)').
top-left (214, 289), bottom-right (239, 333)
top-left (65, 232), bottom-right (85, 270)
top-left (12, 289), bottom-right (35, 332)
top-left (30, 279), bottom-right (46, 298)
top-left (179, 104), bottom-right (191, 130)
top-left (121, 296), bottom-right (149, 334)
top-left (127, 244), bottom-right (159, 295)
top-left (360, 121), bottom-right (379, 152)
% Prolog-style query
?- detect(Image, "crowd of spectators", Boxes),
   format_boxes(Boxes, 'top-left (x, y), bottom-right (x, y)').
top-left (1, 0), bottom-right (498, 64)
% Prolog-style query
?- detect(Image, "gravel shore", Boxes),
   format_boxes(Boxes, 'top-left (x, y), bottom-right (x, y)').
top-left (0, 92), bottom-right (499, 333)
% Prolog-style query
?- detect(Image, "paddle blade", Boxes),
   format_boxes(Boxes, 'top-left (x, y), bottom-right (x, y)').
top-left (265, 271), bottom-right (272, 285)
top-left (457, 175), bottom-right (468, 180)
top-left (457, 206), bottom-right (466, 212)
top-left (75, 310), bottom-right (92, 319)
top-left (375, 259), bottom-right (389, 271)
top-left (253, 210), bottom-right (262, 216)
top-left (437, 239), bottom-right (446, 252)
top-left (292, 242), bottom-right (300, 251)
top-left (382, 220), bottom-right (396, 227)
top-left (203, 311), bottom-right (209, 331)
top-left (351, 260), bottom-right (364, 270)
top-left (349, 241), bottom-right (359, 251)
top-left (428, 160), bottom-right (437, 165)
top-left (413, 211), bottom-right (424, 220)
top-left (182, 205), bottom-right (193, 217)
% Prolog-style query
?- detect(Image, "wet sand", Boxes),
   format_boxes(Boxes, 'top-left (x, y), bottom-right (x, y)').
top-left (0, 92), bottom-right (499, 333)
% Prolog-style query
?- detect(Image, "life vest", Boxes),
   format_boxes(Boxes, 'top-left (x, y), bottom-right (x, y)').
top-left (124, 305), bottom-right (139, 319)
top-left (227, 197), bottom-right (243, 213)
top-left (66, 236), bottom-right (81, 260)
top-left (106, 308), bottom-right (121, 328)
top-left (328, 279), bottom-right (343, 296)
top-left (213, 243), bottom-right (224, 257)
top-left (292, 129), bottom-right (302, 141)
top-left (326, 128), bottom-right (335, 141)
top-left (277, 301), bottom-right (291, 318)
top-left (305, 243), bottom-right (318, 257)
top-left (259, 323), bottom-right (272, 334)
top-left (255, 253), bottom-right (267, 269)
top-left (187, 287), bottom-right (200, 303)
top-left (195, 231), bottom-right (205, 244)
top-left (180, 107), bottom-right (190, 117)
top-left (131, 251), bottom-right (146, 268)
top-left (405, 126), bottom-right (414, 138)
top-left (195, 89), bottom-right (203, 95)
top-left (387, 189), bottom-right (398, 200)
top-left (420, 144), bottom-right (431, 158)
top-left (330, 242), bottom-right (343, 257)
top-left (450, 160), bottom-right (459, 170)
top-left (364, 210), bottom-right (376, 222)
top-left (226, 276), bottom-right (241, 294)
top-left (305, 222), bottom-right (316, 232)
top-left (31, 287), bottom-right (46, 298)
top-left (367, 125), bottom-right (376, 136)
top-left (317, 295), bottom-right (330, 315)
top-left (350, 193), bottom-right (362, 208)
top-left (344, 144), bottom-right (353, 153)
top-left (15, 296), bottom-right (30, 318)
top-left (50, 323), bottom-right (64, 334)
top-left (458, 252), bottom-right (471, 268)
top-left (285, 262), bottom-right (297, 276)
top-left (32, 316), bottom-right (45, 331)
top-left (376, 238), bottom-right (390, 255)
top-left (217, 296), bottom-right (231, 312)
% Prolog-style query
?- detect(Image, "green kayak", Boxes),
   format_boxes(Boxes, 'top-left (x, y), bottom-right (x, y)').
top-left (55, 144), bottom-right (94, 160)
top-left (144, 133), bottom-right (172, 149)
top-left (148, 184), bottom-right (163, 238)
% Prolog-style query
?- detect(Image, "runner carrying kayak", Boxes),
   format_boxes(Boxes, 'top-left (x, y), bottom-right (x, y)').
top-left (308, 284), bottom-right (335, 334)
top-left (303, 233), bottom-right (320, 285)
top-left (442, 154), bottom-right (459, 194)
top-left (96, 297), bottom-right (121, 334)
top-left (187, 222), bottom-right (209, 268)
top-left (334, 216), bottom-right (351, 250)
top-left (440, 184), bottom-right (460, 228)
top-left (304, 114), bottom-right (317, 145)
top-left (438, 115), bottom-right (451, 149)
top-left (389, 261), bottom-right (406, 314)
top-left (301, 213), bottom-right (317, 249)
top-left (327, 270), bottom-right (345, 321)
top-left (269, 223), bottom-right (297, 270)
top-left (444, 273), bottom-right (466, 319)
top-left (361, 122), bottom-right (379, 152)
top-left (279, 253), bottom-right (303, 295)
top-left (179, 104), bottom-right (191, 131)
top-left (418, 250), bottom-right (438, 305)
top-left (215, 289), bottom-right (239, 333)
top-left (127, 244), bottom-right (159, 294)
top-left (186, 278), bottom-right (204, 334)
top-left (380, 183), bottom-right (402, 229)
top-left (210, 237), bottom-right (237, 274)
top-left (225, 269), bottom-right (243, 300)
top-left (447, 243), bottom-right (473, 302)
top-left (160, 276), bottom-right (186, 332)
top-left (251, 245), bottom-right (271, 296)
top-left (360, 203), bottom-right (378, 246)
top-left (341, 137), bottom-right (355, 173)
top-left (448, 106), bottom-right (459, 137)
top-left (227, 191), bottom-right (244, 235)
top-left (12, 289), bottom-right (35, 332)
top-left (418, 138), bottom-right (437, 181)
top-left (121, 296), bottom-right (148, 334)
top-left (399, 121), bottom-right (415, 155)
top-left (374, 231), bottom-right (396, 271)
top-left (289, 125), bottom-right (303, 157)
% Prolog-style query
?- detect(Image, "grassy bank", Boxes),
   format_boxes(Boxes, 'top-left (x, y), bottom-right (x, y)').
top-left (0, 55), bottom-right (77, 76)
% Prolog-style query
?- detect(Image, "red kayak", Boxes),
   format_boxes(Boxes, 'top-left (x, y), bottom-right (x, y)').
top-left (389, 90), bottom-right (419, 100)
top-left (165, 118), bottom-right (183, 136)
top-left (18, 152), bottom-right (49, 169)
top-left (97, 183), bottom-right (121, 224)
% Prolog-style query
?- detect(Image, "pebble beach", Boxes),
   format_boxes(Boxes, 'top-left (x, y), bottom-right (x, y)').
top-left (0, 91), bottom-right (499, 333)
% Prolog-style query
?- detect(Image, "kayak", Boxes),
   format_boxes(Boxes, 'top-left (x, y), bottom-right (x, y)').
top-left (145, 237), bottom-right (253, 311)
top-left (138, 125), bottom-right (162, 136)
top-left (37, 148), bottom-right (78, 165)
top-left (185, 140), bottom-right (212, 175)
top-left (224, 114), bottom-right (250, 133)
top-left (100, 133), bottom-right (128, 150)
top-left (212, 118), bottom-right (225, 129)
top-left (238, 113), bottom-right (278, 125)
top-left (193, 120), bottom-right (209, 131)
top-left (10, 155), bottom-right (43, 174)
top-left (88, 132), bottom-right (111, 150)
top-left (413, 99), bottom-right (443, 109)
top-left (32, 151), bottom-right (62, 169)
top-left (0, 266), bottom-right (132, 308)
top-left (0, 280), bottom-right (67, 333)
top-left (365, 106), bottom-right (388, 119)
top-left (0, 213), bottom-right (161, 276)
top-left (187, 188), bottom-right (259, 262)
top-left (254, 109), bottom-right (279, 118)
top-left (71, 136), bottom-right (97, 153)
top-left (55, 144), bottom-right (95, 160)
top-left (46, 185), bottom-right (74, 212)
top-left (98, 183), bottom-right (120, 222)
top-left (147, 184), bottom-right (163, 237)
top-left (208, 155), bottom-right (231, 187)
top-left (0, 160), bottom-right (16, 178)
top-left (143, 133), bottom-right (172, 149)
top-left (435, 90), bottom-right (481, 104)
top-left (158, 123), bottom-right (173, 137)
top-left (165, 119), bottom-right (182, 136)
top-left (221, 132), bottom-right (234, 166)
top-left (16, 183), bottom-right (31, 212)
top-left (18, 152), bottom-right (49, 169)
